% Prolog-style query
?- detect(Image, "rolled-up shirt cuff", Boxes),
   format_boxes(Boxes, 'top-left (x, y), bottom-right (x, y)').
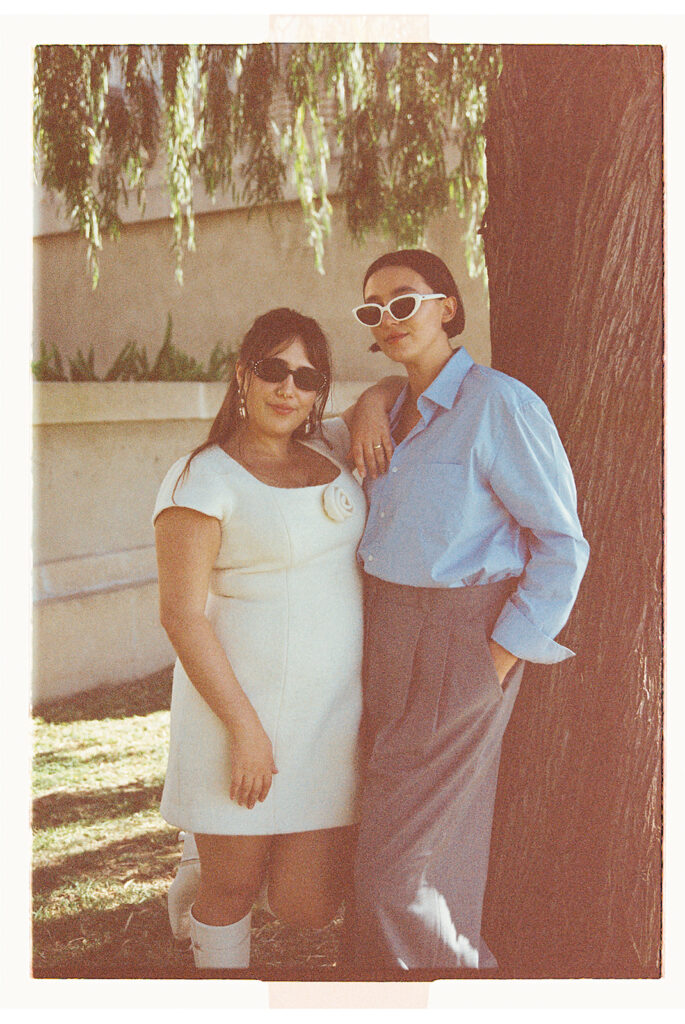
top-left (492, 600), bottom-right (575, 664)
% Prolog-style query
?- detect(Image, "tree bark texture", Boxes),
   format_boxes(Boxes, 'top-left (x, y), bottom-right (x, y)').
top-left (481, 45), bottom-right (663, 978)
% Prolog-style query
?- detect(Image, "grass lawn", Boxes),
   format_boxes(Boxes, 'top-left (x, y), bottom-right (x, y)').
top-left (32, 668), bottom-right (344, 979)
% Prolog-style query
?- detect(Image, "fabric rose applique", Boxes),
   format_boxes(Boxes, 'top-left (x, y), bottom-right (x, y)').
top-left (322, 482), bottom-right (355, 522)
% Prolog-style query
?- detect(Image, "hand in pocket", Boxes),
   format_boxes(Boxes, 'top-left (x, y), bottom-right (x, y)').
top-left (487, 639), bottom-right (518, 688)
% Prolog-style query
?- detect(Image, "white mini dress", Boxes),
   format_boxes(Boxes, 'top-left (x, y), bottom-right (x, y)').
top-left (152, 420), bottom-right (366, 835)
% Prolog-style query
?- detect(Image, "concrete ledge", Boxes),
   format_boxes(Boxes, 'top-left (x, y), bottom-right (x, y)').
top-left (34, 545), bottom-right (158, 604)
top-left (33, 380), bottom-right (375, 425)
top-left (33, 381), bottom-right (228, 425)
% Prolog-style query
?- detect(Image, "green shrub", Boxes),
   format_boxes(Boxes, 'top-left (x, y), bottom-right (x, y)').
top-left (32, 341), bottom-right (68, 381)
top-left (33, 314), bottom-right (236, 383)
top-left (68, 346), bottom-right (98, 381)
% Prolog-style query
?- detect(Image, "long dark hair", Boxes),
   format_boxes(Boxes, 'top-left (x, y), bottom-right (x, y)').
top-left (363, 249), bottom-right (465, 351)
top-left (173, 308), bottom-right (332, 495)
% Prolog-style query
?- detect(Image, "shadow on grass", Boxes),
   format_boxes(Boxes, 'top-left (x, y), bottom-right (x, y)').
top-left (33, 892), bottom-right (345, 980)
top-left (32, 890), bottom-right (197, 979)
top-left (33, 667), bottom-right (173, 724)
top-left (33, 869), bottom-right (344, 980)
top-left (34, 749), bottom-right (163, 774)
top-left (33, 825), bottom-right (179, 894)
top-left (33, 781), bottom-right (165, 830)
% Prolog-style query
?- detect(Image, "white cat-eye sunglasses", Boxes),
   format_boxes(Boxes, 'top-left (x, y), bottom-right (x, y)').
top-left (352, 292), bottom-right (446, 328)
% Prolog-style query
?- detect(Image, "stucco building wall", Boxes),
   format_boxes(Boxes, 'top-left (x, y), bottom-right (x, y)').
top-left (33, 197), bottom-right (491, 380)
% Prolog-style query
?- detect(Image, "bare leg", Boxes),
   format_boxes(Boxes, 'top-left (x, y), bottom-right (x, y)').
top-left (193, 833), bottom-right (271, 925)
top-left (268, 825), bottom-right (356, 929)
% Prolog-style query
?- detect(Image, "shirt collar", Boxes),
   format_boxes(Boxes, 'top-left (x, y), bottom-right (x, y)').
top-left (421, 346), bottom-right (474, 410)
top-left (390, 346), bottom-right (474, 425)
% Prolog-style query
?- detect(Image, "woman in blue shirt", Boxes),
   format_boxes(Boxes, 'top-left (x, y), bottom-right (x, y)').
top-left (346, 249), bottom-right (589, 972)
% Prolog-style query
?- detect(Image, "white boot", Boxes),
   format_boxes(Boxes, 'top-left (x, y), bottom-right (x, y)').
top-left (189, 907), bottom-right (252, 968)
top-left (167, 832), bottom-right (201, 943)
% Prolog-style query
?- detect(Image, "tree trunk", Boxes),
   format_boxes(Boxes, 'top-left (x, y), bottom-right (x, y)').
top-left (481, 45), bottom-right (663, 978)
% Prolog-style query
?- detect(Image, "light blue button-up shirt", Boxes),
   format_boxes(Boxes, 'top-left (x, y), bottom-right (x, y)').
top-left (357, 347), bottom-right (589, 664)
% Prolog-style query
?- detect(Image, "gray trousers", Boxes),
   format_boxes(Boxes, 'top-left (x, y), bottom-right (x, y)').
top-left (352, 575), bottom-right (524, 971)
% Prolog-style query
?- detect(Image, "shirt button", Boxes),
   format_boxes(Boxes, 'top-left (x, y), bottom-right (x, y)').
top-left (391, 467), bottom-right (398, 473)
top-left (380, 511), bottom-right (385, 518)
top-left (367, 554), bottom-right (374, 562)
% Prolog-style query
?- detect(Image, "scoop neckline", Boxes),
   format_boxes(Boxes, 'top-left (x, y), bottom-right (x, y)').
top-left (215, 440), bottom-right (343, 491)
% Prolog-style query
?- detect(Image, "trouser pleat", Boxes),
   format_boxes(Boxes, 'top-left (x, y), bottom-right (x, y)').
top-left (354, 576), bottom-right (524, 971)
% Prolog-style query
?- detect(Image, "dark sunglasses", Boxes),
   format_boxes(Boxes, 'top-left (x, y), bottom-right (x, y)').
top-left (250, 357), bottom-right (327, 393)
top-left (352, 291), bottom-right (446, 328)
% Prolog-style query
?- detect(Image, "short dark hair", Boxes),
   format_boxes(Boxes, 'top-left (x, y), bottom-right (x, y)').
top-left (362, 249), bottom-right (465, 339)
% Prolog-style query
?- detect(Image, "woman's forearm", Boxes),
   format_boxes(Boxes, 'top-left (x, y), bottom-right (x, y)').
top-left (162, 609), bottom-right (257, 731)
top-left (339, 375), bottom-right (406, 478)
top-left (155, 506), bottom-right (277, 806)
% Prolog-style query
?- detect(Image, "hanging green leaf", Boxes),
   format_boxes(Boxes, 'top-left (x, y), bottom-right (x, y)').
top-left (33, 43), bottom-right (501, 285)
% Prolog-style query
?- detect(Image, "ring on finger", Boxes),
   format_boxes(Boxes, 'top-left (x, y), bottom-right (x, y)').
top-left (373, 443), bottom-right (384, 451)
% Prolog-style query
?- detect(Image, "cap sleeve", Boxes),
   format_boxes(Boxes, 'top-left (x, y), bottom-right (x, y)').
top-left (152, 451), bottom-right (231, 527)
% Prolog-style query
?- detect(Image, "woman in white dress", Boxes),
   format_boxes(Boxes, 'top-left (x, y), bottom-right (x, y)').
top-left (153, 308), bottom-right (366, 969)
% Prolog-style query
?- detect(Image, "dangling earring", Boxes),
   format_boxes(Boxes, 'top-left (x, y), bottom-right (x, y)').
top-left (238, 390), bottom-right (247, 421)
top-left (304, 412), bottom-right (314, 435)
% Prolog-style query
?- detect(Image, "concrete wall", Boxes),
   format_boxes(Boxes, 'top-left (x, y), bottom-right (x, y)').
top-left (33, 198), bottom-right (491, 381)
